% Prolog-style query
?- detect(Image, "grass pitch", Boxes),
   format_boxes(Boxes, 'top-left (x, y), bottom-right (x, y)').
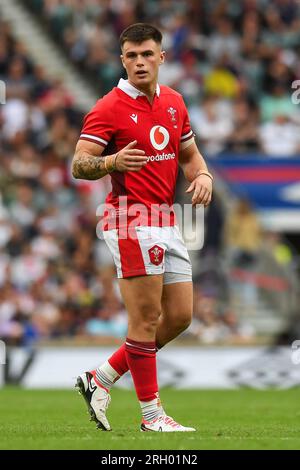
top-left (0, 387), bottom-right (300, 450)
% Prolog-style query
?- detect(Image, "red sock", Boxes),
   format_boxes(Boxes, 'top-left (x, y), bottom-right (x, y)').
top-left (108, 342), bottom-right (161, 378)
top-left (125, 338), bottom-right (158, 402)
top-left (108, 343), bottom-right (128, 376)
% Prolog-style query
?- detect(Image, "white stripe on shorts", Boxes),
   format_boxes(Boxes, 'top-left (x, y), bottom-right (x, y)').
top-left (102, 229), bottom-right (122, 277)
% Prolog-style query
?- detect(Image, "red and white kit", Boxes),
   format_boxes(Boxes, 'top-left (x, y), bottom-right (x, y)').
top-left (80, 79), bottom-right (194, 281)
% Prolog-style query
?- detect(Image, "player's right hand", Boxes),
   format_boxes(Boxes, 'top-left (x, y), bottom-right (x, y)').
top-left (115, 141), bottom-right (148, 172)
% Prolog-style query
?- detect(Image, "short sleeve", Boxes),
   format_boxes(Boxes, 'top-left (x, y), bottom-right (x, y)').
top-left (79, 98), bottom-right (115, 147)
top-left (180, 97), bottom-right (194, 144)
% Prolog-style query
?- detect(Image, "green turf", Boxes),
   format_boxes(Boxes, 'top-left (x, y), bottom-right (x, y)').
top-left (0, 387), bottom-right (300, 449)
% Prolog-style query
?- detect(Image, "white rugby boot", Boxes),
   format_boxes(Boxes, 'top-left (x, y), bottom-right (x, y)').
top-left (141, 414), bottom-right (196, 432)
top-left (75, 371), bottom-right (111, 431)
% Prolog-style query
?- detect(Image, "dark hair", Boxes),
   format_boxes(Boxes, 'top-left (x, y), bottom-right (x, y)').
top-left (119, 23), bottom-right (162, 49)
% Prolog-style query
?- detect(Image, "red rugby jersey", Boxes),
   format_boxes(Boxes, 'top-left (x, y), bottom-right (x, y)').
top-left (80, 79), bottom-right (194, 229)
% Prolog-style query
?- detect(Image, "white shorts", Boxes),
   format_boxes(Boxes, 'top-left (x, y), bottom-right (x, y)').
top-left (102, 225), bottom-right (192, 284)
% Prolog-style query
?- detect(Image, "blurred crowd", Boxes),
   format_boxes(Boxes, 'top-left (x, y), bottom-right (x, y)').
top-left (0, 18), bottom-right (129, 346)
top-left (26, 0), bottom-right (300, 156)
top-left (1, 1), bottom-right (299, 348)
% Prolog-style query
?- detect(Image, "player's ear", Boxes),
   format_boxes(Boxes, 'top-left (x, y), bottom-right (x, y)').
top-left (120, 54), bottom-right (126, 69)
top-left (160, 50), bottom-right (166, 65)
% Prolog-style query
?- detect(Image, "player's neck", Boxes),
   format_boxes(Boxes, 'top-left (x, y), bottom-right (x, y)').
top-left (128, 79), bottom-right (157, 104)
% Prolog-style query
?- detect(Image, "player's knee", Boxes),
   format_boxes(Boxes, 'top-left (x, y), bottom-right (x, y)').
top-left (130, 301), bottom-right (160, 333)
top-left (177, 311), bottom-right (192, 332)
top-left (142, 310), bottom-right (160, 328)
top-left (139, 318), bottom-right (159, 335)
top-left (137, 301), bottom-right (160, 322)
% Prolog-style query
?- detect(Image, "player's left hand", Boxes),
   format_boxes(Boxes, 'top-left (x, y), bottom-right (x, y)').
top-left (186, 174), bottom-right (213, 207)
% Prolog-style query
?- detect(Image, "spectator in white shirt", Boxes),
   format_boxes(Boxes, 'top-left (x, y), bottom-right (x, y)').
top-left (190, 96), bottom-right (233, 155)
top-left (259, 114), bottom-right (300, 156)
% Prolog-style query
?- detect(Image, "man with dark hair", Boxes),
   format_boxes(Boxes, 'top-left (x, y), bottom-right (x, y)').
top-left (72, 23), bottom-right (213, 432)
top-left (119, 23), bottom-right (163, 47)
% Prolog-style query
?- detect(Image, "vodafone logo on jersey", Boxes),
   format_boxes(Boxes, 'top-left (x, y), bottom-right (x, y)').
top-left (150, 126), bottom-right (170, 151)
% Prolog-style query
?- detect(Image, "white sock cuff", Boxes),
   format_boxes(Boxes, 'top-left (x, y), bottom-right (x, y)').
top-left (140, 396), bottom-right (165, 421)
top-left (140, 398), bottom-right (159, 407)
top-left (100, 360), bottom-right (120, 382)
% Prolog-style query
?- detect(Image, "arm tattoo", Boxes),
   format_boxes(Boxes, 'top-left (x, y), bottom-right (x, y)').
top-left (72, 152), bottom-right (107, 180)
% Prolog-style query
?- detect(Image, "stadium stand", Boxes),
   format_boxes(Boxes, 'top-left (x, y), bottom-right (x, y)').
top-left (25, 0), bottom-right (300, 154)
